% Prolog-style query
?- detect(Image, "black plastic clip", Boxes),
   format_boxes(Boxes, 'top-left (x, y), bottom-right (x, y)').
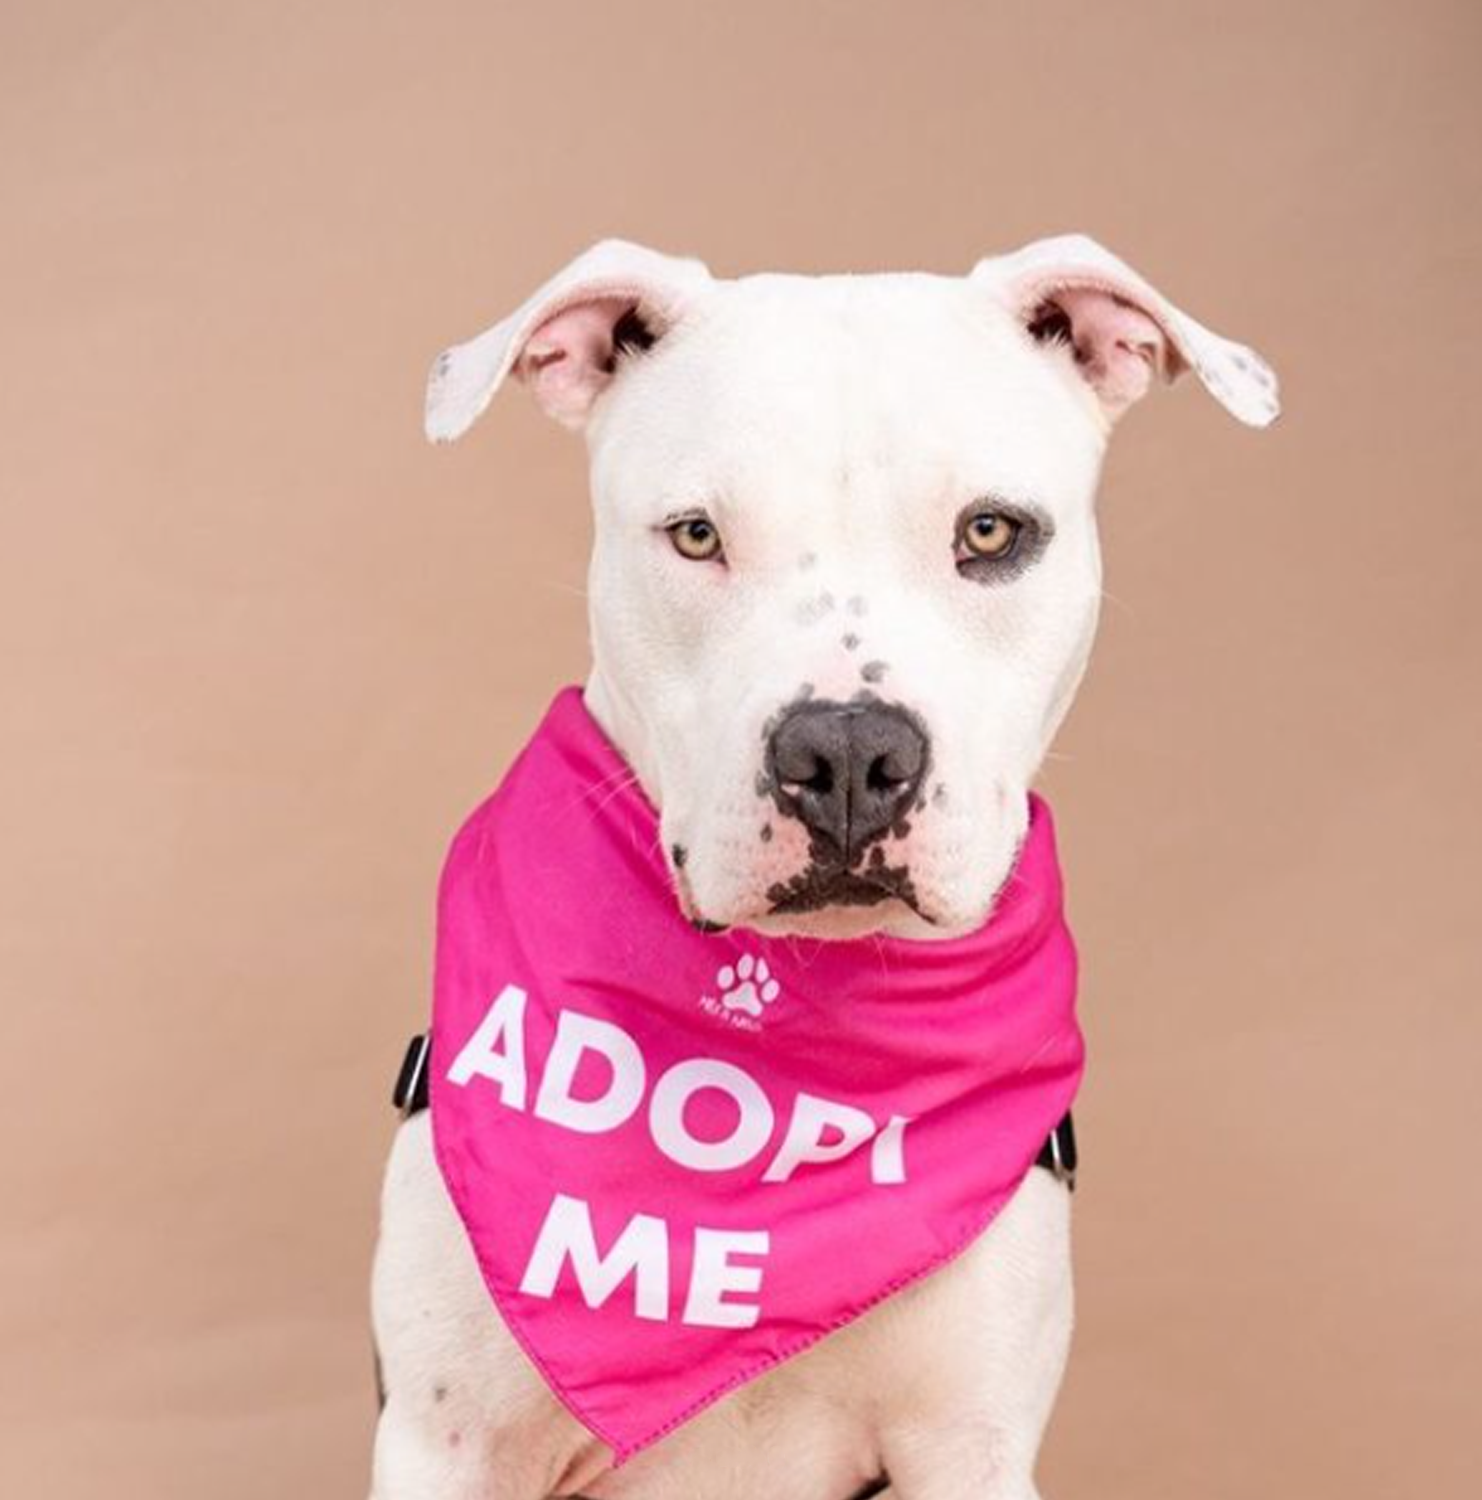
top-left (392, 1032), bottom-right (432, 1118)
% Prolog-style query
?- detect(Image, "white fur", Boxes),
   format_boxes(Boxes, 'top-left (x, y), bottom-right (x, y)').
top-left (372, 236), bottom-right (1277, 1498)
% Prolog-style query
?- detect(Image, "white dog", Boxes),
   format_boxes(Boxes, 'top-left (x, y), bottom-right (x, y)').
top-left (370, 235), bottom-right (1278, 1500)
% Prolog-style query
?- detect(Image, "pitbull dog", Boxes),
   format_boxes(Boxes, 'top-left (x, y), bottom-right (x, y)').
top-left (370, 236), bottom-right (1278, 1500)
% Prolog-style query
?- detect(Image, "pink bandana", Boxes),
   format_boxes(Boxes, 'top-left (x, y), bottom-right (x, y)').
top-left (427, 687), bottom-right (1084, 1461)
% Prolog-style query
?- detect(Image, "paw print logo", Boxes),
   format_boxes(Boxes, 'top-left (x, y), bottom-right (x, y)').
top-left (715, 954), bottom-right (781, 1019)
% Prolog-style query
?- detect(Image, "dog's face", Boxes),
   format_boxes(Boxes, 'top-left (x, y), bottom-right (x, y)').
top-left (583, 276), bottom-right (1106, 939)
top-left (429, 238), bottom-right (1277, 939)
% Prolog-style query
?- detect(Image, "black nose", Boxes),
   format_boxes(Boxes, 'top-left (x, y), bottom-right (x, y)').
top-left (767, 700), bottom-right (929, 862)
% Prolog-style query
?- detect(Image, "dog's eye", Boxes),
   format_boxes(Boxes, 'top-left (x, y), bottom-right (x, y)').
top-left (954, 501), bottom-right (1050, 582)
top-left (960, 511), bottom-right (1021, 560)
top-left (666, 514), bottom-right (725, 563)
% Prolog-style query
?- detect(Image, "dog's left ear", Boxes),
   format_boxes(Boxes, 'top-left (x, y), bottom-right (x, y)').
top-left (425, 238), bottom-right (713, 442)
top-left (971, 234), bottom-right (1280, 428)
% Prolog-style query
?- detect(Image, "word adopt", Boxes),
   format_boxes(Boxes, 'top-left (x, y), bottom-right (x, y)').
top-left (446, 983), bottom-right (910, 1328)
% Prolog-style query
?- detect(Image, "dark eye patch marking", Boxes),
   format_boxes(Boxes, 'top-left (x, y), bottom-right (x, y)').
top-left (842, 632), bottom-right (860, 651)
top-left (860, 660), bottom-right (888, 684)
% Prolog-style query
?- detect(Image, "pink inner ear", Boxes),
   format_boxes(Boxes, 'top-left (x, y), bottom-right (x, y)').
top-left (515, 297), bottom-right (636, 426)
top-left (1052, 287), bottom-right (1167, 418)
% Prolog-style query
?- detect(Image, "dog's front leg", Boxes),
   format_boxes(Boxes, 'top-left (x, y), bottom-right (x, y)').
top-left (370, 1115), bottom-right (604, 1500)
top-left (371, 1387), bottom-right (586, 1500)
top-left (871, 1434), bottom-right (1048, 1500)
top-left (871, 1172), bottom-right (1074, 1500)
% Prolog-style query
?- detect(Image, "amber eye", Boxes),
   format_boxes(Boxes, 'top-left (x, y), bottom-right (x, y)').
top-left (667, 514), bottom-right (724, 562)
top-left (960, 510), bottom-right (1021, 560)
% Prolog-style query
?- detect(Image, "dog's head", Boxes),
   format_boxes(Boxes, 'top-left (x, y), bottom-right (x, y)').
top-left (428, 237), bottom-right (1277, 939)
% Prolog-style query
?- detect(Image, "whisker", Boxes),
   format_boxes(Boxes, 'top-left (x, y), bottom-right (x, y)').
top-left (565, 762), bottom-right (642, 822)
top-left (1099, 586), bottom-right (1134, 618)
top-left (574, 762), bottom-right (639, 804)
top-left (584, 770), bottom-right (640, 820)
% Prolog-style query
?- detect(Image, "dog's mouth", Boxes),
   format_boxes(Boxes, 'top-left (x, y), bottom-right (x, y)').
top-left (671, 844), bottom-right (937, 934)
top-left (765, 854), bottom-right (933, 923)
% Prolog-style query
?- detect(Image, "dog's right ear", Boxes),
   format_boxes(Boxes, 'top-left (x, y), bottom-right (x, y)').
top-left (425, 239), bottom-right (714, 442)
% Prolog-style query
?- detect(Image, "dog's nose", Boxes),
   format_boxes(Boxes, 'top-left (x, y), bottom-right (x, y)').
top-left (767, 701), bottom-right (928, 861)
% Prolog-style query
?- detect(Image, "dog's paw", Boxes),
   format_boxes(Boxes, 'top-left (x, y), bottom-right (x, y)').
top-left (715, 954), bottom-right (780, 1018)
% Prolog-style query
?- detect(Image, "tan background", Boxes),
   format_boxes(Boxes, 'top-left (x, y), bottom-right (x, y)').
top-left (3, 2), bottom-right (1478, 1495)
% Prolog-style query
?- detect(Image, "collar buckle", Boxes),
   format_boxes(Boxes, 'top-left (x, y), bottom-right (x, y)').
top-left (1040, 1112), bottom-right (1078, 1191)
top-left (393, 1032), bottom-right (432, 1118)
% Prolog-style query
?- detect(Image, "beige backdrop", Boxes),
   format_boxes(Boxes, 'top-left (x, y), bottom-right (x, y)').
top-left (3, 2), bottom-right (1478, 1496)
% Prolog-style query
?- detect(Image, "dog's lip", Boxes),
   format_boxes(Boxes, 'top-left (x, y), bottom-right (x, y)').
top-left (765, 864), bottom-right (937, 924)
top-left (668, 859), bottom-right (734, 933)
top-left (768, 870), bottom-right (892, 911)
top-left (676, 884), bottom-right (932, 935)
top-left (672, 852), bottom-right (938, 932)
